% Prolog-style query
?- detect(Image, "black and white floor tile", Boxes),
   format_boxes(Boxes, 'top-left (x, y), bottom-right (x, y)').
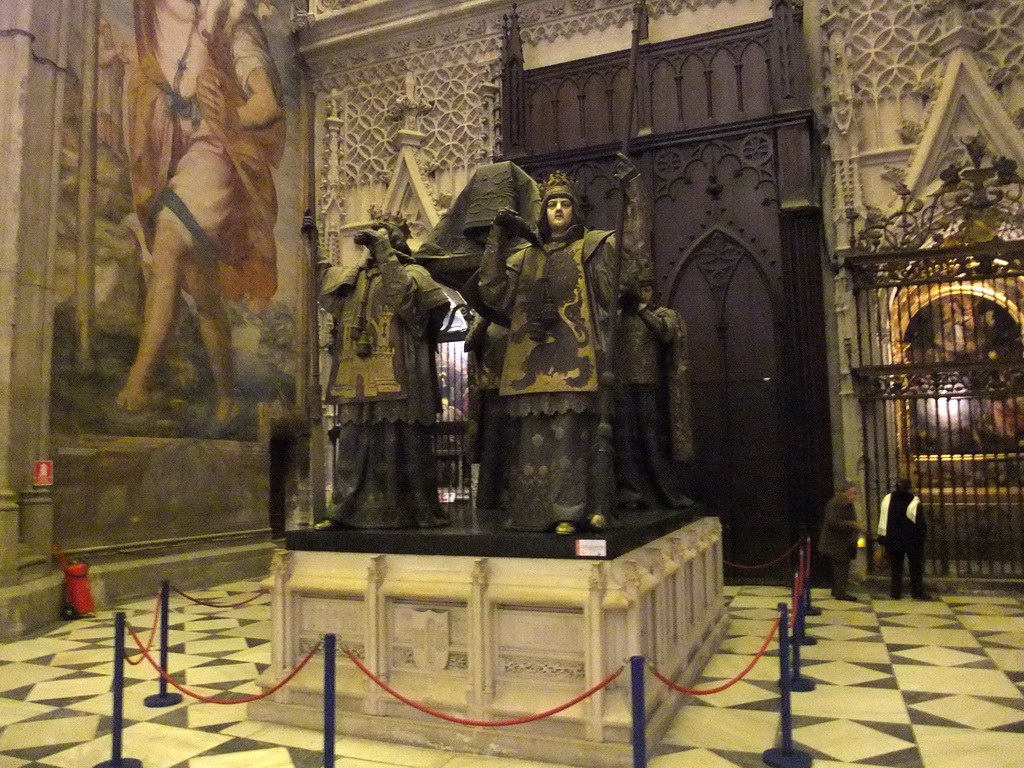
top-left (1, 579), bottom-right (1021, 767)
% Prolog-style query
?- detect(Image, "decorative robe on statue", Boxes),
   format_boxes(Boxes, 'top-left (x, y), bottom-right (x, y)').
top-left (127, 0), bottom-right (283, 311)
top-left (320, 248), bottom-right (450, 529)
top-left (613, 303), bottom-right (695, 510)
top-left (478, 225), bottom-right (617, 530)
top-left (464, 317), bottom-right (511, 512)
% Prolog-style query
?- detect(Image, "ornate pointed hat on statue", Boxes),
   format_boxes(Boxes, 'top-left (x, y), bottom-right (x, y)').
top-left (367, 205), bottom-right (412, 238)
top-left (540, 170), bottom-right (580, 205)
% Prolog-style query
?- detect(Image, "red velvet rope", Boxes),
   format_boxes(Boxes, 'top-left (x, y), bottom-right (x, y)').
top-left (650, 615), bottom-right (781, 695)
top-left (723, 538), bottom-right (804, 570)
top-left (343, 648), bottom-right (623, 727)
top-left (126, 619), bottom-right (321, 704)
top-left (123, 592), bottom-right (162, 666)
top-left (170, 585), bottom-right (268, 608)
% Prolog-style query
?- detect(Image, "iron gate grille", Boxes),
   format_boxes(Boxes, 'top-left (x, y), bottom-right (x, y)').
top-left (848, 240), bottom-right (1024, 578)
top-left (434, 328), bottom-right (471, 520)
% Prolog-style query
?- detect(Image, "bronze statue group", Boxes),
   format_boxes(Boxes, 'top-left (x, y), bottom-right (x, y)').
top-left (314, 166), bottom-right (694, 535)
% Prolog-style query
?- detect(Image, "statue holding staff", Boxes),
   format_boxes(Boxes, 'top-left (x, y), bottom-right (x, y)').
top-left (478, 173), bottom-right (630, 533)
top-left (316, 215), bottom-right (450, 530)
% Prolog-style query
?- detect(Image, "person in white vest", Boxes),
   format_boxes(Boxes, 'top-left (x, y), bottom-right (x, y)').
top-left (878, 478), bottom-right (930, 600)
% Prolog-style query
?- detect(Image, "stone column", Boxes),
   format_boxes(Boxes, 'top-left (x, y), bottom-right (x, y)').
top-left (0, 0), bottom-right (71, 588)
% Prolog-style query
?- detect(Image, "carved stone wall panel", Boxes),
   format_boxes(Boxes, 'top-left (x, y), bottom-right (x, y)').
top-left (820, 0), bottom-right (1024, 249)
top-left (309, 38), bottom-right (503, 266)
top-left (390, 600), bottom-right (468, 674)
top-left (319, 63), bottom-right (498, 190)
top-left (825, 0), bottom-right (1024, 142)
top-left (496, 605), bottom-right (585, 663)
top-left (297, 594), bottom-right (364, 652)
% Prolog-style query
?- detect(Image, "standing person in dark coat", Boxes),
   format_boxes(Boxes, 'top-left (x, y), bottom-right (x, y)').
top-left (877, 479), bottom-right (930, 600)
top-left (819, 480), bottom-right (863, 601)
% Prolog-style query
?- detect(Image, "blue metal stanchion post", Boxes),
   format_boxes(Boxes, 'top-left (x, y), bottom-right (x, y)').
top-left (803, 540), bottom-right (822, 617)
top-left (796, 597), bottom-right (817, 646)
top-left (145, 581), bottom-right (183, 707)
top-left (790, 601), bottom-right (816, 693)
top-left (631, 655), bottom-right (647, 768)
top-left (795, 563), bottom-right (817, 649)
top-left (95, 612), bottom-right (142, 768)
top-left (763, 603), bottom-right (811, 768)
top-left (324, 634), bottom-right (336, 768)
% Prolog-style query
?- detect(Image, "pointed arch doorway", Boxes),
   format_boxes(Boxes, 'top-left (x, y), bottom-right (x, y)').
top-left (667, 228), bottom-right (790, 567)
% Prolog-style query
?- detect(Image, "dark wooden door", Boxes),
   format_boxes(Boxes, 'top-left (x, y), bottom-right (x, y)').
top-left (664, 227), bottom-right (789, 564)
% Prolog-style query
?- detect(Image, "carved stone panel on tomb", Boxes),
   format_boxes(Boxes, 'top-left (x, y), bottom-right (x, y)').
top-left (496, 605), bottom-right (585, 680)
top-left (298, 595), bottom-right (364, 655)
top-left (390, 600), bottom-right (468, 674)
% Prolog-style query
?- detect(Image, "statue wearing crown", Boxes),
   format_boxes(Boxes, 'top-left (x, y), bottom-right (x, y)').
top-left (316, 211), bottom-right (451, 529)
top-left (478, 171), bottom-right (633, 533)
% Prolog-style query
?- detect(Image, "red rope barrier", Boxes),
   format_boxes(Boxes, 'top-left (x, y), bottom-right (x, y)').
top-left (343, 648), bottom-right (623, 726)
top-left (723, 538), bottom-right (803, 570)
top-left (650, 615), bottom-right (780, 695)
top-left (126, 619), bottom-right (320, 704)
top-left (123, 591), bottom-right (162, 666)
top-left (170, 585), bottom-right (268, 608)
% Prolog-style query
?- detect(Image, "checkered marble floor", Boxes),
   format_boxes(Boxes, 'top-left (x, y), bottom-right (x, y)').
top-left (1, 580), bottom-right (1021, 768)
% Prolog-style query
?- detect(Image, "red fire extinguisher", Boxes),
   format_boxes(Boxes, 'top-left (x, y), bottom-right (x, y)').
top-left (53, 546), bottom-right (95, 618)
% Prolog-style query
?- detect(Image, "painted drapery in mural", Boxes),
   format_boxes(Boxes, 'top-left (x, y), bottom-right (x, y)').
top-left (51, 0), bottom-right (300, 441)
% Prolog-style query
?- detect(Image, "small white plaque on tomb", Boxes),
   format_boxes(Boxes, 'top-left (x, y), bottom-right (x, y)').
top-left (575, 539), bottom-right (607, 557)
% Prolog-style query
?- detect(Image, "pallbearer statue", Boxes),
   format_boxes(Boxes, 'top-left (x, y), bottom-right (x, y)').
top-left (476, 172), bottom-right (629, 534)
top-left (315, 214), bottom-right (450, 530)
top-left (613, 267), bottom-right (695, 511)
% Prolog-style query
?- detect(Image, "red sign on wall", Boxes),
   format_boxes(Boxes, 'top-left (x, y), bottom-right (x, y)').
top-left (33, 461), bottom-right (53, 486)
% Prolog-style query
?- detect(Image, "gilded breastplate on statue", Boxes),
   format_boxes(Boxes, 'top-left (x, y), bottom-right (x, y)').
top-left (327, 270), bottom-right (407, 403)
top-left (500, 240), bottom-right (599, 396)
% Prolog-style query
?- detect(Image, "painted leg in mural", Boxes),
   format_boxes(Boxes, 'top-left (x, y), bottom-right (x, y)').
top-left (116, 221), bottom-right (237, 422)
top-left (116, 219), bottom-right (188, 413)
top-left (183, 259), bottom-right (238, 424)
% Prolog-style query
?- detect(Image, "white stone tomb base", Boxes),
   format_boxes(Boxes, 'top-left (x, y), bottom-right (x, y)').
top-left (251, 517), bottom-right (727, 767)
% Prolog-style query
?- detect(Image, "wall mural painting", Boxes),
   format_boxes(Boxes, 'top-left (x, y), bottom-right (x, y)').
top-left (51, 0), bottom-right (301, 441)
